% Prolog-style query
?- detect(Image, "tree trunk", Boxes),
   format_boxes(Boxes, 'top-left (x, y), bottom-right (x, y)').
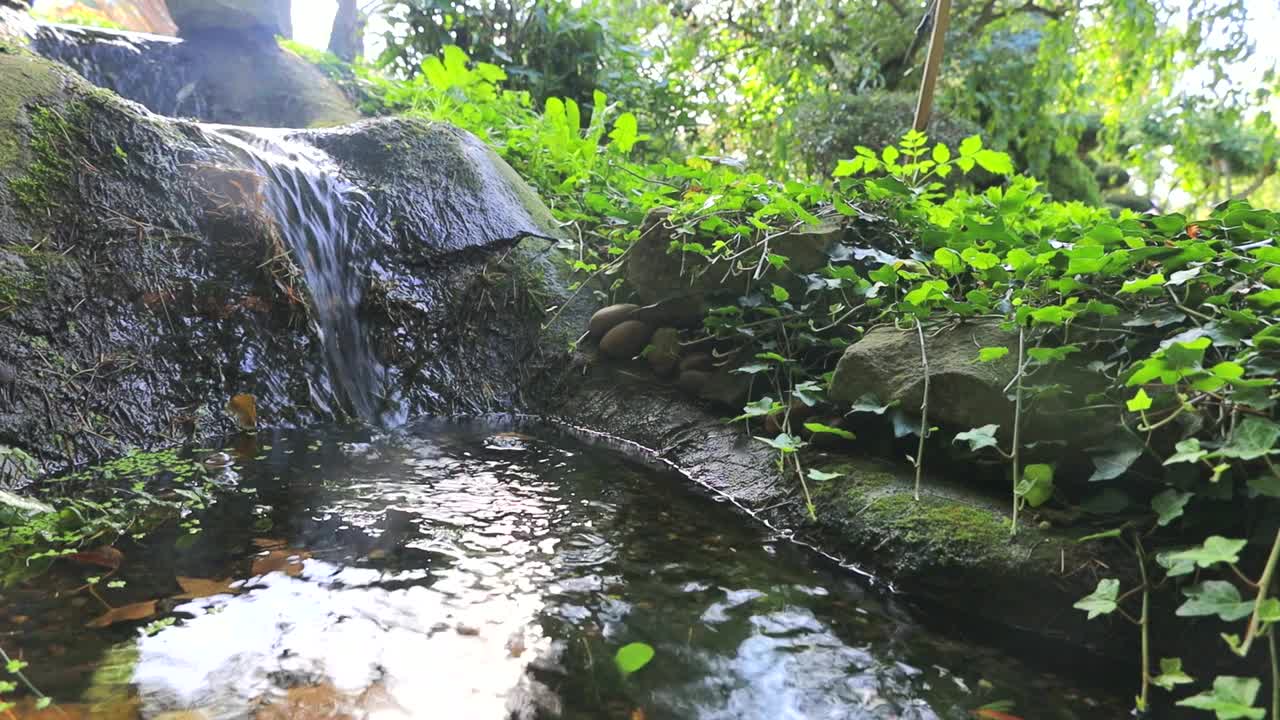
top-left (328, 0), bottom-right (364, 61)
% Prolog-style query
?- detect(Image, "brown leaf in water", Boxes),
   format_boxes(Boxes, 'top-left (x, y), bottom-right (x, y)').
top-left (226, 393), bottom-right (258, 432)
top-left (254, 683), bottom-right (348, 720)
top-left (174, 576), bottom-right (240, 600)
top-left (67, 545), bottom-right (123, 570)
top-left (251, 548), bottom-right (310, 577)
top-left (631, 709), bottom-right (647, 720)
top-left (86, 600), bottom-right (157, 628)
top-left (251, 537), bottom-right (287, 550)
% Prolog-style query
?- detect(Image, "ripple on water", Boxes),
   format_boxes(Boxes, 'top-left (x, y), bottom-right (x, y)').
top-left (2, 424), bottom-right (1125, 720)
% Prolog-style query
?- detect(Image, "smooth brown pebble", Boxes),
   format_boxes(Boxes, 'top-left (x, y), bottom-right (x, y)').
top-left (588, 303), bottom-right (639, 338)
top-left (646, 327), bottom-right (682, 376)
top-left (677, 370), bottom-right (711, 394)
top-left (679, 353), bottom-right (713, 373)
top-left (599, 320), bottom-right (654, 360)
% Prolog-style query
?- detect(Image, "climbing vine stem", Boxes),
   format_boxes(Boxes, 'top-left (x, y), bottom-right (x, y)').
top-left (913, 318), bottom-right (929, 501)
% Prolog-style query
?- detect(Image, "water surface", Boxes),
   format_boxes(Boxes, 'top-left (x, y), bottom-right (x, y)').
top-left (1, 421), bottom-right (1121, 719)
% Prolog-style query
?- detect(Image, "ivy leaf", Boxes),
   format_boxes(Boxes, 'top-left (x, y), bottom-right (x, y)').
top-left (848, 393), bottom-right (892, 415)
top-left (1151, 658), bottom-right (1194, 691)
top-left (733, 397), bottom-right (777, 421)
top-left (1126, 389), bottom-right (1153, 412)
top-left (933, 248), bottom-right (963, 274)
top-left (978, 346), bottom-right (1010, 362)
top-left (1160, 536), bottom-right (1247, 570)
top-left (1074, 578), bottom-right (1119, 619)
top-left (1246, 475), bottom-right (1280, 498)
top-left (755, 433), bottom-right (805, 453)
top-left (803, 423), bottom-right (856, 440)
top-left (1119, 273), bottom-right (1166, 293)
top-left (614, 642), bottom-right (655, 675)
top-left (1014, 464), bottom-right (1054, 507)
top-left (954, 424), bottom-right (1001, 452)
top-left (807, 469), bottom-right (843, 482)
top-left (1164, 438), bottom-right (1207, 465)
top-left (1177, 676), bottom-right (1265, 719)
top-left (1215, 418), bottom-right (1280, 461)
top-left (771, 284), bottom-right (791, 303)
top-left (1176, 581), bottom-right (1255, 621)
top-left (1088, 436), bottom-right (1144, 482)
top-left (1151, 489), bottom-right (1192, 527)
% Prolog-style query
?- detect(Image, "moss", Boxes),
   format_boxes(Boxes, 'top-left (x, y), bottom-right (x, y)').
top-left (811, 459), bottom-right (1021, 566)
top-left (0, 50), bottom-right (68, 173)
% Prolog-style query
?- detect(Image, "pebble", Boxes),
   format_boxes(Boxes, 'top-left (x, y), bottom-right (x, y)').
top-left (587, 303), bottom-right (639, 338)
top-left (599, 320), bottom-right (654, 360)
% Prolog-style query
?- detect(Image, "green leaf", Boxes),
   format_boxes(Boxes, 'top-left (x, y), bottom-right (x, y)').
top-left (931, 143), bottom-right (951, 163)
top-left (35, 698), bottom-right (51, 710)
top-left (771, 284), bottom-right (791, 303)
top-left (1151, 489), bottom-right (1192, 527)
top-left (609, 112), bottom-right (640, 152)
top-left (1088, 436), bottom-right (1144, 482)
top-left (1164, 438), bottom-right (1208, 465)
top-left (974, 149), bottom-right (1013, 175)
top-left (978, 347), bottom-right (1010, 362)
top-left (1161, 536), bottom-right (1248, 570)
top-left (1119, 273), bottom-right (1166, 293)
top-left (1152, 658), bottom-right (1195, 691)
top-left (848, 394), bottom-right (892, 415)
top-left (733, 397), bottom-right (778, 421)
top-left (953, 424), bottom-right (1001, 452)
top-left (803, 423), bottom-right (856, 440)
top-left (755, 433), bottom-right (805, 453)
top-left (958, 135), bottom-right (983, 157)
top-left (808, 469), bottom-right (844, 482)
top-left (1177, 676), bottom-right (1265, 719)
top-left (1176, 581), bottom-right (1255, 621)
top-left (933, 248), bottom-right (963, 274)
top-left (1215, 418), bottom-right (1279, 460)
top-left (1015, 464), bottom-right (1054, 507)
top-left (1126, 389), bottom-right (1153, 412)
top-left (614, 642), bottom-right (655, 675)
top-left (732, 363), bottom-right (772, 375)
top-left (1074, 578), bottom-right (1119, 619)
top-left (5, 659), bottom-right (28, 674)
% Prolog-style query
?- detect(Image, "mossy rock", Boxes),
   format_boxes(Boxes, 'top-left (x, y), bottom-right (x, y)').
top-left (1043, 153), bottom-right (1103, 205)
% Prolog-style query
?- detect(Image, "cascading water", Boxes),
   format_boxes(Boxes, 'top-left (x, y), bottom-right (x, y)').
top-left (205, 126), bottom-right (400, 425)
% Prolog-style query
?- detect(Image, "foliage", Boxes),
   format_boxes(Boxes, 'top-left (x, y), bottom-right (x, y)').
top-left (0, 449), bottom-right (213, 587)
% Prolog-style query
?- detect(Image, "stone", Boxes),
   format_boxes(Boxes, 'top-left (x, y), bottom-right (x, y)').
top-left (587, 303), bottom-right (637, 338)
top-left (167, 0), bottom-right (291, 39)
top-left (676, 369), bottom-right (709, 395)
top-left (624, 206), bottom-right (846, 318)
top-left (829, 320), bottom-right (1108, 441)
top-left (598, 320), bottom-right (653, 360)
top-left (37, 1), bottom-right (177, 35)
top-left (678, 352), bottom-right (713, 374)
top-left (28, 23), bottom-right (361, 128)
top-left (645, 327), bottom-right (681, 376)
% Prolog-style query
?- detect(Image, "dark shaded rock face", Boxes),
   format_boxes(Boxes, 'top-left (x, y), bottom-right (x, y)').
top-left (24, 22), bottom-right (358, 127)
top-left (167, 0), bottom-right (291, 40)
top-left (0, 48), bottom-right (559, 476)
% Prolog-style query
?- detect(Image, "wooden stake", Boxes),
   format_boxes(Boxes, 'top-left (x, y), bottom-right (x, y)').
top-left (912, 0), bottom-right (953, 132)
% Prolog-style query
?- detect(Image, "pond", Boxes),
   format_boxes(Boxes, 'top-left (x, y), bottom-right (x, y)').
top-left (0, 421), bottom-right (1124, 719)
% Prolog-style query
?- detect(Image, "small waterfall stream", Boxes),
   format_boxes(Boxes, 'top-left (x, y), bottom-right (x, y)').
top-left (205, 127), bottom-right (398, 425)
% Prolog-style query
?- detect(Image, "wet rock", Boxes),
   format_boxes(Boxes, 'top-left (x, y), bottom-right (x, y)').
top-left (27, 22), bottom-right (359, 128)
top-left (0, 46), bottom-right (565, 467)
top-left (676, 369), bottom-right (709, 395)
top-left (587, 303), bottom-right (637, 339)
top-left (598, 320), bottom-right (653, 360)
top-left (167, 0), bottom-right (291, 39)
top-left (645, 327), bottom-right (681, 377)
top-left (0, 488), bottom-right (52, 524)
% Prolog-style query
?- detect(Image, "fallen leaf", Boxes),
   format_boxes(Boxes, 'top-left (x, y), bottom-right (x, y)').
top-left (252, 549), bottom-right (310, 577)
top-left (631, 709), bottom-right (647, 720)
top-left (972, 711), bottom-right (1025, 720)
top-left (174, 576), bottom-right (240, 600)
top-left (87, 600), bottom-right (157, 628)
top-left (226, 394), bottom-right (257, 432)
top-left (68, 546), bottom-right (123, 570)
top-left (251, 538), bottom-right (287, 550)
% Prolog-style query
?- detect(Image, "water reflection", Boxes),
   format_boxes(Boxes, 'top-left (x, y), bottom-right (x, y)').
top-left (4, 423), bottom-right (1121, 719)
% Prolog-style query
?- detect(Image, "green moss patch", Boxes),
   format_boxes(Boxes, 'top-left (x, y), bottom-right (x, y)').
top-left (0, 50), bottom-right (68, 173)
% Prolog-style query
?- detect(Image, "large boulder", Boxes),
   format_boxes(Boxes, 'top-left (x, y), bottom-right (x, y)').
top-left (167, 0), bottom-right (291, 39)
top-left (34, 0), bottom-right (178, 35)
top-left (26, 23), bottom-right (360, 127)
top-left (0, 46), bottom-right (561, 468)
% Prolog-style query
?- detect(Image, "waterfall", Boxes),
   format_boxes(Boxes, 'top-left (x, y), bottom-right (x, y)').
top-left (205, 127), bottom-right (400, 426)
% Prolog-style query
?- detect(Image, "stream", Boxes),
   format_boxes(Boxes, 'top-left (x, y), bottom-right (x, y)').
top-left (0, 421), bottom-right (1125, 719)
